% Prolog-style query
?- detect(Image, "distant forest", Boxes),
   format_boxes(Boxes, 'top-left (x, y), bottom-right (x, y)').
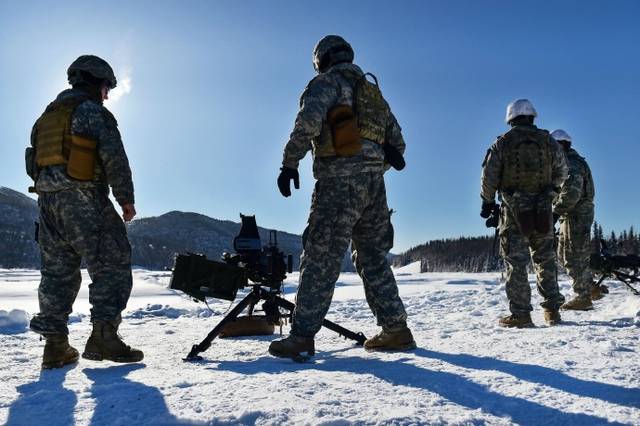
top-left (392, 221), bottom-right (640, 273)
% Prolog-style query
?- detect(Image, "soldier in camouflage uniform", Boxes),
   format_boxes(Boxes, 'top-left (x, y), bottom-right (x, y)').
top-left (551, 129), bottom-right (602, 310)
top-left (481, 99), bottom-right (568, 328)
top-left (26, 55), bottom-right (143, 368)
top-left (269, 35), bottom-right (415, 360)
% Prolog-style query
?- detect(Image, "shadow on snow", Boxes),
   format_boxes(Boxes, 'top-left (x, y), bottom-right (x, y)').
top-left (211, 348), bottom-right (636, 425)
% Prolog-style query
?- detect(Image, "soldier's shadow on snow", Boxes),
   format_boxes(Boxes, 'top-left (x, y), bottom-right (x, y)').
top-left (416, 349), bottom-right (640, 408)
top-left (214, 352), bottom-right (630, 425)
top-left (6, 365), bottom-right (78, 426)
top-left (83, 364), bottom-right (200, 426)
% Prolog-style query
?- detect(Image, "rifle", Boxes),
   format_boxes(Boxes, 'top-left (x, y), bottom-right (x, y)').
top-left (484, 203), bottom-right (500, 256)
top-left (484, 203), bottom-right (501, 269)
top-left (590, 239), bottom-right (640, 296)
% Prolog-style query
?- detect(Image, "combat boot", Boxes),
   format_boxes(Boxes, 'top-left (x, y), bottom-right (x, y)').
top-left (268, 334), bottom-right (315, 362)
top-left (591, 284), bottom-right (607, 301)
top-left (82, 320), bottom-right (144, 363)
top-left (544, 309), bottom-right (562, 325)
top-left (364, 326), bottom-right (416, 352)
top-left (42, 334), bottom-right (79, 370)
top-left (498, 313), bottom-right (534, 328)
top-left (561, 295), bottom-right (593, 311)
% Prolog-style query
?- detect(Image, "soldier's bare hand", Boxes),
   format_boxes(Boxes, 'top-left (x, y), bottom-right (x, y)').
top-left (122, 203), bottom-right (136, 222)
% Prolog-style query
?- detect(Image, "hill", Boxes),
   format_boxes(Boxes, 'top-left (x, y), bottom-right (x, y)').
top-left (0, 187), bottom-right (358, 271)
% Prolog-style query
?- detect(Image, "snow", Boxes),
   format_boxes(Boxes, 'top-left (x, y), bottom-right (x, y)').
top-left (0, 309), bottom-right (29, 334)
top-left (1, 268), bottom-right (639, 425)
top-left (393, 260), bottom-right (421, 274)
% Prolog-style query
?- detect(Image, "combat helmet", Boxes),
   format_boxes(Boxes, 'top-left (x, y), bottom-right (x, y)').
top-left (551, 129), bottom-right (572, 143)
top-left (505, 99), bottom-right (537, 123)
top-left (312, 35), bottom-right (354, 73)
top-left (67, 55), bottom-right (117, 89)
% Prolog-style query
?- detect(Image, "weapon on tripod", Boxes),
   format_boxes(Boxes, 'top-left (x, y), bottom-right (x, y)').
top-left (170, 214), bottom-right (367, 362)
top-left (590, 239), bottom-right (640, 296)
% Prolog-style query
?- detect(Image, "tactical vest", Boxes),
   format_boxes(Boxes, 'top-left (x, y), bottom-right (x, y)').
top-left (500, 127), bottom-right (553, 194)
top-left (34, 96), bottom-right (98, 181)
top-left (314, 69), bottom-right (391, 157)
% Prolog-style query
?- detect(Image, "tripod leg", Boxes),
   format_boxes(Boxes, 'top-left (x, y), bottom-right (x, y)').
top-left (184, 291), bottom-right (258, 361)
top-left (272, 296), bottom-right (367, 345)
top-left (320, 318), bottom-right (367, 346)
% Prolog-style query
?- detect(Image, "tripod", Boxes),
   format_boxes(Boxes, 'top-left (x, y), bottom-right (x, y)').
top-left (184, 284), bottom-right (367, 361)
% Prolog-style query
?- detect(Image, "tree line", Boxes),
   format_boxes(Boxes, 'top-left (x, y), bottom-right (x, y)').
top-left (393, 222), bottom-right (640, 273)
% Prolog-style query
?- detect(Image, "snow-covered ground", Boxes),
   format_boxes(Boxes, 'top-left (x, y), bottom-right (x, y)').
top-left (1, 264), bottom-right (639, 425)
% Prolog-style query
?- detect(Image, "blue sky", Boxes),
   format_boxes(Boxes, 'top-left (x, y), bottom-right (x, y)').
top-left (1, 1), bottom-right (638, 252)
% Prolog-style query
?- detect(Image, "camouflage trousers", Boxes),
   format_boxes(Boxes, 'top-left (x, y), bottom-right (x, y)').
top-left (558, 205), bottom-right (594, 297)
top-left (30, 188), bottom-right (132, 335)
top-left (291, 172), bottom-right (407, 338)
top-left (499, 206), bottom-right (565, 314)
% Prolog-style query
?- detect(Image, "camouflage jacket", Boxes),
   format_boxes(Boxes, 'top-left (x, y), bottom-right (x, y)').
top-left (481, 124), bottom-right (568, 204)
top-left (553, 148), bottom-right (595, 216)
top-left (282, 63), bottom-right (405, 179)
top-left (31, 89), bottom-right (135, 206)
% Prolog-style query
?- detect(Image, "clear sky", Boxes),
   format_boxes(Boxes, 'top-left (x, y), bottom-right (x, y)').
top-left (1, 0), bottom-right (638, 252)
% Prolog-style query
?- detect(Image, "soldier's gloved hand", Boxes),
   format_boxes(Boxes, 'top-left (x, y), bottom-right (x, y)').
top-left (122, 203), bottom-right (136, 222)
top-left (480, 201), bottom-right (496, 219)
top-left (277, 167), bottom-right (299, 197)
top-left (383, 143), bottom-right (406, 171)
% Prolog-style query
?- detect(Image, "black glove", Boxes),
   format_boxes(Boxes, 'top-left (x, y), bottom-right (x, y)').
top-left (383, 143), bottom-right (406, 171)
top-left (277, 166), bottom-right (299, 197)
top-left (553, 213), bottom-right (561, 225)
top-left (480, 202), bottom-right (496, 219)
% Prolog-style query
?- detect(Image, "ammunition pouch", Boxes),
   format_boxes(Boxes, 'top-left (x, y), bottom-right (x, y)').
top-left (67, 135), bottom-right (97, 181)
top-left (516, 208), bottom-right (552, 236)
top-left (218, 315), bottom-right (277, 338)
top-left (502, 190), bottom-right (554, 236)
top-left (327, 104), bottom-right (362, 156)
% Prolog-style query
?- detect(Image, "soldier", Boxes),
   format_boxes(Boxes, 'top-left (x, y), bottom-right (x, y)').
top-left (269, 35), bottom-right (415, 360)
top-left (551, 129), bottom-right (603, 309)
top-left (481, 99), bottom-right (568, 328)
top-left (26, 55), bottom-right (143, 369)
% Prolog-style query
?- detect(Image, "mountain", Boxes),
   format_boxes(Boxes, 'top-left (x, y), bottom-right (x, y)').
top-left (0, 187), bottom-right (357, 272)
top-left (127, 211), bottom-right (304, 270)
top-left (0, 187), bottom-right (39, 268)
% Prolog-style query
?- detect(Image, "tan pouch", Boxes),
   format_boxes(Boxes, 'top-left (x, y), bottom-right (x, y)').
top-left (327, 104), bottom-right (362, 156)
top-left (67, 135), bottom-right (97, 180)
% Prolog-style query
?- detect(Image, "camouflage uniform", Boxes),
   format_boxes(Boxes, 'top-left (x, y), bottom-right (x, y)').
top-left (283, 62), bottom-right (408, 338)
top-left (29, 88), bottom-right (134, 336)
top-left (481, 124), bottom-right (568, 315)
top-left (554, 148), bottom-right (595, 297)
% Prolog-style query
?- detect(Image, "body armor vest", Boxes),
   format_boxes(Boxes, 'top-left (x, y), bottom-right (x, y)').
top-left (35, 99), bottom-right (78, 167)
top-left (500, 127), bottom-right (553, 194)
top-left (314, 69), bottom-right (391, 158)
top-left (34, 96), bottom-right (98, 181)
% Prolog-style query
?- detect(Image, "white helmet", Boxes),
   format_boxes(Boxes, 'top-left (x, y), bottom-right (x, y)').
top-left (505, 99), bottom-right (537, 123)
top-left (551, 129), bottom-right (572, 142)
